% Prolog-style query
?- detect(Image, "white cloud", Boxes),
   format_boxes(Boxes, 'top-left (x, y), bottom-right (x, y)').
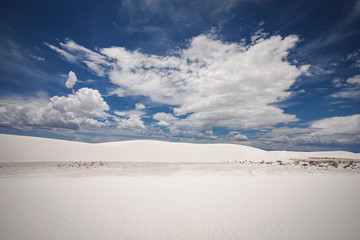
top-left (356, 59), bottom-right (360, 68)
top-left (135, 103), bottom-right (146, 109)
top-left (30, 55), bottom-right (45, 61)
top-left (153, 112), bottom-right (176, 122)
top-left (44, 42), bottom-right (78, 63)
top-left (115, 114), bottom-right (146, 132)
top-left (310, 114), bottom-right (360, 135)
top-left (83, 60), bottom-right (105, 76)
top-left (347, 74), bottom-right (360, 85)
top-left (153, 112), bottom-right (177, 127)
top-left (296, 115), bottom-right (360, 144)
top-left (103, 34), bottom-right (308, 135)
top-left (65, 71), bottom-right (77, 88)
top-left (346, 49), bottom-right (360, 67)
top-left (261, 115), bottom-right (360, 146)
top-left (114, 111), bottom-right (128, 117)
top-left (250, 29), bottom-right (268, 43)
top-left (252, 115), bottom-right (360, 149)
top-left (45, 39), bottom-right (109, 76)
top-left (48, 33), bottom-right (310, 140)
top-left (114, 103), bottom-right (147, 118)
top-left (233, 133), bottom-right (249, 141)
top-left (51, 88), bottom-right (109, 119)
top-left (157, 120), bottom-right (170, 127)
top-left (331, 89), bottom-right (360, 99)
top-left (109, 88), bottom-right (126, 97)
top-left (259, 127), bottom-right (307, 145)
top-left (0, 88), bottom-right (109, 130)
top-left (332, 78), bottom-right (345, 88)
top-left (113, 103), bottom-right (148, 133)
top-left (331, 74), bottom-right (360, 99)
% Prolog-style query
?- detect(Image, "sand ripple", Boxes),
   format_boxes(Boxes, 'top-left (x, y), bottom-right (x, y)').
top-left (1, 172), bottom-right (360, 240)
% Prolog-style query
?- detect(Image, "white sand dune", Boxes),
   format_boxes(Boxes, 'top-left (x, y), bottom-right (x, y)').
top-left (1, 133), bottom-right (359, 162)
top-left (271, 150), bottom-right (360, 160)
top-left (1, 133), bottom-right (360, 240)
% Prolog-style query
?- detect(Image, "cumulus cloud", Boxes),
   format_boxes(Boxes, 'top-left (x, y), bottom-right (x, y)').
top-left (114, 103), bottom-right (147, 118)
top-left (48, 32), bottom-right (310, 140)
top-left (135, 103), bottom-right (146, 109)
top-left (115, 114), bottom-right (146, 131)
top-left (51, 88), bottom-right (109, 119)
top-left (113, 103), bottom-right (148, 133)
top-left (234, 134), bottom-right (248, 141)
top-left (311, 115), bottom-right (360, 134)
top-left (295, 114), bottom-right (360, 144)
top-left (231, 133), bottom-right (249, 141)
top-left (157, 120), bottom-right (170, 127)
top-left (153, 112), bottom-right (177, 127)
top-left (65, 71), bottom-right (77, 88)
top-left (259, 115), bottom-right (360, 147)
top-left (0, 88), bottom-right (109, 130)
top-left (104, 34), bottom-right (308, 136)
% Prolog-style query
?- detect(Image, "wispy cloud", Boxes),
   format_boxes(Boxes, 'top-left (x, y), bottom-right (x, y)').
top-left (44, 39), bottom-right (110, 76)
top-left (30, 55), bottom-right (45, 61)
top-left (0, 36), bottom-right (53, 91)
top-left (331, 74), bottom-right (360, 100)
top-left (345, 0), bottom-right (360, 25)
top-left (301, 0), bottom-right (360, 55)
top-left (119, 0), bottom-right (243, 29)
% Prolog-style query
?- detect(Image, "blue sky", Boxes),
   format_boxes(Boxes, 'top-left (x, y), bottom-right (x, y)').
top-left (0, 0), bottom-right (359, 152)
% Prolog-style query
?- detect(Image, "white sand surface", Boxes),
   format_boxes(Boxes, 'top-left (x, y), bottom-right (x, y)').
top-left (0, 168), bottom-right (359, 240)
top-left (1, 133), bottom-right (360, 240)
top-left (1, 133), bottom-right (359, 162)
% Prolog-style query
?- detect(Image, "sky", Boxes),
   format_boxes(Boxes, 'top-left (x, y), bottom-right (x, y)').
top-left (0, 0), bottom-right (359, 152)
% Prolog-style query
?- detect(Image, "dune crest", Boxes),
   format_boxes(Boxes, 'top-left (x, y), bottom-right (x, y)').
top-left (1, 133), bottom-right (359, 162)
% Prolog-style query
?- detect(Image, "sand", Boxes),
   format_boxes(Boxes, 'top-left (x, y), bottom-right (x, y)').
top-left (0, 165), bottom-right (360, 240)
top-left (1, 134), bottom-right (360, 240)
top-left (1, 134), bottom-right (360, 162)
